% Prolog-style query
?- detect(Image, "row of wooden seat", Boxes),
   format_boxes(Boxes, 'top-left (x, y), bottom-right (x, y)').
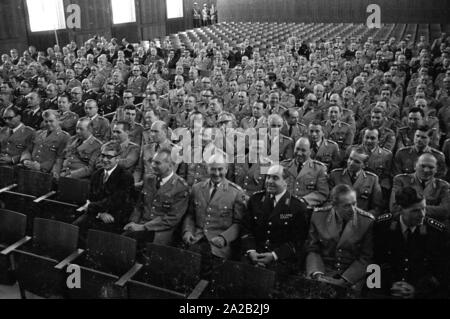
top-left (0, 211), bottom-right (279, 299)
top-left (149, 22), bottom-right (448, 53)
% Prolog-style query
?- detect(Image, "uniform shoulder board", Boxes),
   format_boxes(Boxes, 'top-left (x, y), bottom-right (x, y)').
top-left (313, 205), bottom-right (332, 213)
top-left (340, 121), bottom-right (351, 127)
top-left (281, 134), bottom-right (293, 142)
top-left (60, 130), bottom-right (70, 136)
top-left (397, 146), bottom-right (410, 153)
top-left (376, 213), bottom-right (392, 222)
top-left (357, 209), bottom-right (375, 220)
top-left (430, 148), bottom-right (444, 156)
top-left (330, 168), bottom-right (344, 174)
top-left (312, 160), bottom-right (327, 167)
top-left (229, 181), bottom-right (244, 193)
top-left (425, 217), bottom-right (446, 232)
top-left (280, 159), bottom-right (291, 165)
top-left (398, 126), bottom-right (408, 131)
top-left (92, 137), bottom-right (102, 145)
top-left (365, 171), bottom-right (377, 178)
top-left (326, 139), bottom-right (339, 146)
top-left (381, 147), bottom-right (392, 154)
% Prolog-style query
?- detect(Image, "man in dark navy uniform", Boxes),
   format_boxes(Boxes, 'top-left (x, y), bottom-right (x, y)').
top-left (241, 164), bottom-right (308, 275)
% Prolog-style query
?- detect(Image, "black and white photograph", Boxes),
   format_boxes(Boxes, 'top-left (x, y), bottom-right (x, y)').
top-left (0, 0), bottom-right (449, 308)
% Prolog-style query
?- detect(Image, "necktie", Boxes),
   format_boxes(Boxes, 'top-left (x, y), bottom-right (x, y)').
top-left (210, 183), bottom-right (218, 201)
top-left (312, 142), bottom-right (319, 154)
top-left (155, 143), bottom-right (160, 152)
top-left (405, 228), bottom-right (412, 244)
top-left (155, 176), bottom-right (162, 190)
top-left (103, 171), bottom-right (109, 184)
top-left (297, 163), bottom-right (303, 174)
top-left (289, 125), bottom-right (293, 137)
top-left (350, 173), bottom-right (357, 185)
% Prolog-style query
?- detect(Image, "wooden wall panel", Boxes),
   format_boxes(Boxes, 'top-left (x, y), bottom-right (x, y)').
top-left (217, 0), bottom-right (450, 24)
top-left (0, 0), bottom-right (29, 54)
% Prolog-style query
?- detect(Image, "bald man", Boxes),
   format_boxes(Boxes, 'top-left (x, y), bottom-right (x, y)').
top-left (281, 138), bottom-right (329, 208)
top-left (55, 118), bottom-right (102, 179)
top-left (391, 153), bottom-right (450, 221)
top-left (241, 164), bottom-right (308, 274)
top-left (182, 153), bottom-right (246, 262)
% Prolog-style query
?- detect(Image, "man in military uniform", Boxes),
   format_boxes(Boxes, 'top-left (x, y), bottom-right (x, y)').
top-left (98, 82), bottom-right (122, 116)
top-left (240, 100), bottom-right (268, 130)
top-left (281, 108), bottom-right (307, 143)
top-left (329, 149), bottom-right (384, 216)
top-left (58, 94), bottom-right (79, 136)
top-left (127, 65), bottom-right (147, 103)
top-left (323, 105), bottom-right (354, 160)
top-left (70, 86), bottom-right (86, 117)
top-left (396, 107), bottom-right (425, 150)
top-left (305, 184), bottom-right (375, 291)
top-left (327, 94), bottom-right (356, 133)
top-left (20, 110), bottom-right (70, 173)
top-left (55, 118), bottom-right (102, 179)
top-left (359, 106), bottom-right (396, 152)
top-left (232, 140), bottom-right (271, 196)
top-left (182, 153), bottom-right (246, 264)
top-left (374, 187), bottom-right (449, 298)
top-left (22, 92), bottom-right (43, 130)
top-left (232, 91), bottom-right (253, 125)
top-left (109, 121), bottom-right (140, 173)
top-left (391, 153), bottom-right (450, 221)
top-left (133, 121), bottom-right (175, 187)
top-left (0, 106), bottom-right (35, 165)
top-left (346, 128), bottom-right (393, 198)
top-left (241, 164), bottom-right (308, 275)
top-left (281, 138), bottom-right (329, 208)
top-left (42, 84), bottom-right (59, 110)
top-left (265, 114), bottom-right (294, 162)
top-left (308, 120), bottom-right (341, 171)
top-left (393, 125), bottom-right (447, 179)
top-left (121, 105), bottom-right (144, 146)
top-left (125, 149), bottom-right (189, 246)
top-left (82, 99), bottom-right (111, 143)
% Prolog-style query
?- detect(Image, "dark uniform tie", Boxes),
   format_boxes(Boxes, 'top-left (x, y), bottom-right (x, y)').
top-left (297, 162), bottom-right (303, 174)
top-left (312, 142), bottom-right (319, 154)
top-left (155, 176), bottom-right (162, 190)
top-left (210, 183), bottom-right (218, 201)
top-left (289, 125), bottom-right (293, 137)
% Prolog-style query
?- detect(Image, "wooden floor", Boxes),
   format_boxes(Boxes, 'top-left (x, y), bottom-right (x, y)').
top-left (0, 283), bottom-right (43, 299)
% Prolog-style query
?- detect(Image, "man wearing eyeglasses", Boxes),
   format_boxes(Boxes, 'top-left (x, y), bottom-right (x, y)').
top-left (299, 94), bottom-right (324, 127)
top-left (81, 142), bottom-right (135, 235)
top-left (292, 76), bottom-right (312, 108)
top-left (0, 106), bottom-right (35, 165)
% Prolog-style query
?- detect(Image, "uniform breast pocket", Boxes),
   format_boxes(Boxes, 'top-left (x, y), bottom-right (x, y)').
top-left (48, 144), bottom-right (58, 153)
top-left (305, 178), bottom-right (316, 191)
top-left (161, 200), bottom-right (172, 211)
top-left (359, 187), bottom-right (371, 200)
top-left (220, 206), bottom-right (232, 218)
top-left (15, 144), bottom-right (25, 150)
top-left (321, 153), bottom-right (331, 162)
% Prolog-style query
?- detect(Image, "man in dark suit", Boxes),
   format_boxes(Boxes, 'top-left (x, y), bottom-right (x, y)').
top-left (373, 187), bottom-right (449, 298)
top-left (241, 164), bottom-right (309, 276)
top-left (81, 141), bottom-right (135, 235)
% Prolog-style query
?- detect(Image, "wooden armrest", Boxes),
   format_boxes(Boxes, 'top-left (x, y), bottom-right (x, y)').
top-left (0, 183), bottom-right (18, 194)
top-left (187, 279), bottom-right (209, 299)
top-left (0, 236), bottom-right (32, 256)
top-left (114, 263), bottom-right (143, 287)
top-left (54, 249), bottom-right (85, 270)
top-left (33, 191), bottom-right (57, 203)
top-left (76, 201), bottom-right (90, 213)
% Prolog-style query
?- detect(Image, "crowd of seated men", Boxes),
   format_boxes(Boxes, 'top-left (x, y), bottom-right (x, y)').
top-left (0, 31), bottom-right (450, 298)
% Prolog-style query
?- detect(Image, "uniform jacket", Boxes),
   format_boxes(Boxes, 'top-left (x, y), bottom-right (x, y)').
top-left (310, 138), bottom-right (341, 171)
top-left (329, 168), bottom-right (384, 216)
top-left (130, 173), bottom-right (190, 245)
top-left (393, 146), bottom-right (447, 179)
top-left (306, 205), bottom-right (375, 285)
top-left (183, 178), bottom-right (246, 259)
top-left (0, 125), bottom-right (35, 164)
top-left (390, 173), bottom-right (450, 221)
top-left (281, 158), bottom-right (329, 207)
top-left (58, 135), bottom-right (102, 179)
top-left (374, 214), bottom-right (449, 298)
top-left (241, 190), bottom-right (308, 262)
